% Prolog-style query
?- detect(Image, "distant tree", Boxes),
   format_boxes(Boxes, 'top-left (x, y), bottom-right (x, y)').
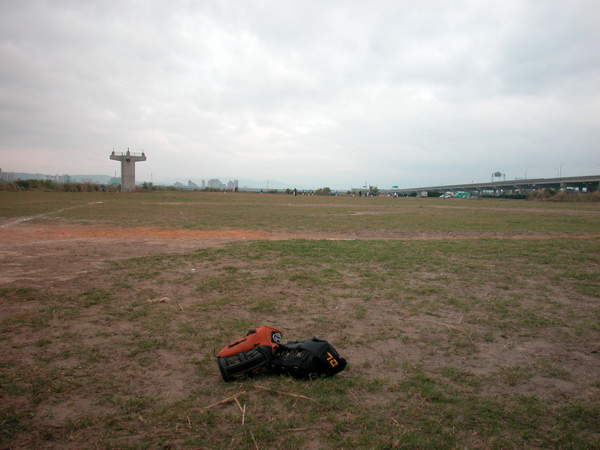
top-left (368, 186), bottom-right (379, 196)
top-left (16, 180), bottom-right (30, 190)
top-left (0, 182), bottom-right (19, 191)
top-left (315, 187), bottom-right (332, 196)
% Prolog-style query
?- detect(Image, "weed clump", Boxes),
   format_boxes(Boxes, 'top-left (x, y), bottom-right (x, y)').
top-left (529, 189), bottom-right (600, 202)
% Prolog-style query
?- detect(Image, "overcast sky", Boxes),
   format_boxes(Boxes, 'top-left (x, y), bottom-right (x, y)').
top-left (1, 1), bottom-right (599, 188)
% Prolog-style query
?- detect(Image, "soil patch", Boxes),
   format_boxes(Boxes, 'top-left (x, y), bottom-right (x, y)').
top-left (2, 224), bottom-right (600, 245)
top-left (0, 225), bottom-right (276, 243)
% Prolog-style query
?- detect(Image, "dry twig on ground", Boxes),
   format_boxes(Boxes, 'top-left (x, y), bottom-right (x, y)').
top-left (254, 384), bottom-right (317, 402)
top-left (199, 391), bottom-right (246, 410)
top-left (249, 430), bottom-right (259, 450)
top-left (233, 396), bottom-right (248, 426)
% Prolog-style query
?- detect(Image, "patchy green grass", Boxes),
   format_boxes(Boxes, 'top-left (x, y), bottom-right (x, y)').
top-left (1, 191), bottom-right (600, 447)
top-left (2, 190), bottom-right (600, 233)
top-left (2, 237), bottom-right (600, 448)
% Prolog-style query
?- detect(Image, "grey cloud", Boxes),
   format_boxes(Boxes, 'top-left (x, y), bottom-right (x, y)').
top-left (1, 1), bottom-right (599, 188)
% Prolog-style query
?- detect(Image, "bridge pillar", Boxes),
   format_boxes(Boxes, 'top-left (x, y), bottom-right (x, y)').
top-left (109, 149), bottom-right (147, 192)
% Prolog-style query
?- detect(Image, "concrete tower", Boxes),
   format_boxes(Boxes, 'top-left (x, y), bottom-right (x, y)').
top-left (110, 149), bottom-right (147, 192)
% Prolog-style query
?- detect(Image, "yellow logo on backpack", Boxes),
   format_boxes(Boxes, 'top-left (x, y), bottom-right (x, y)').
top-left (326, 352), bottom-right (339, 368)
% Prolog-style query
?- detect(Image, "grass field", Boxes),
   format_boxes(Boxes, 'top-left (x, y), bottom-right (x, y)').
top-left (2, 191), bottom-right (600, 234)
top-left (1, 191), bottom-right (600, 448)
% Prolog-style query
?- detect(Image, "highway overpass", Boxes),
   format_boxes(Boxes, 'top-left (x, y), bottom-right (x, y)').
top-left (383, 174), bottom-right (600, 195)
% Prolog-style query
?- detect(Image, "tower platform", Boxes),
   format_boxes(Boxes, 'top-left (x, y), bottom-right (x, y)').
top-left (110, 149), bottom-right (147, 192)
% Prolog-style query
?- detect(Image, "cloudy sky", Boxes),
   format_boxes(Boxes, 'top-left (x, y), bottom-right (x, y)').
top-left (1, 1), bottom-right (599, 188)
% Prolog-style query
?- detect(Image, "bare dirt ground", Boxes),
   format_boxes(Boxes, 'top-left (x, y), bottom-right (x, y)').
top-left (3, 223), bottom-right (600, 244)
top-left (2, 223), bottom-right (600, 288)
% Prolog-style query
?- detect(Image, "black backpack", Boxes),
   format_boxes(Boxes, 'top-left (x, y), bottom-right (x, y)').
top-left (270, 337), bottom-right (347, 379)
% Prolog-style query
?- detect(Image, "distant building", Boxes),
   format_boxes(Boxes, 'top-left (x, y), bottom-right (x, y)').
top-left (0, 169), bottom-right (16, 182)
top-left (201, 179), bottom-right (206, 189)
top-left (187, 180), bottom-right (199, 190)
top-left (49, 174), bottom-right (70, 184)
top-left (223, 179), bottom-right (239, 191)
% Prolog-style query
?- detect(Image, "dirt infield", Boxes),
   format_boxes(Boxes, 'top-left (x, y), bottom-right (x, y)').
top-left (0, 224), bottom-right (276, 242)
top-left (2, 223), bottom-right (600, 289)
top-left (2, 224), bottom-right (600, 245)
